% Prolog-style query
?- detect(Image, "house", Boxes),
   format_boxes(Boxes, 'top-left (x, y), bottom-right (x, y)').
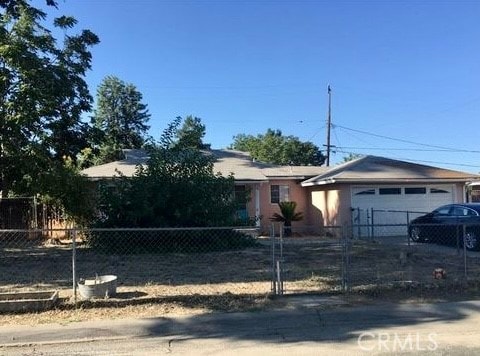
top-left (301, 155), bottom-right (480, 236)
top-left (81, 150), bottom-right (480, 235)
top-left (81, 149), bottom-right (327, 233)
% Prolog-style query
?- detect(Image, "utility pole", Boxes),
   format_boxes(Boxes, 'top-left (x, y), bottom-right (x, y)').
top-left (325, 84), bottom-right (332, 166)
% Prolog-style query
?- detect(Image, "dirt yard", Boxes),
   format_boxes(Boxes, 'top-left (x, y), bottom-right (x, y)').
top-left (1, 236), bottom-right (480, 325)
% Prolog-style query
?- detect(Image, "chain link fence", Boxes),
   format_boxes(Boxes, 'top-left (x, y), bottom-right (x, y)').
top-left (1, 222), bottom-right (479, 306)
top-left (0, 227), bottom-right (272, 302)
top-left (75, 227), bottom-right (271, 298)
top-left (272, 222), bottom-right (480, 298)
top-left (0, 229), bottom-right (71, 294)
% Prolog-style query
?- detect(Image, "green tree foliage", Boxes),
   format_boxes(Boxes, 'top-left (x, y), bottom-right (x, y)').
top-left (230, 129), bottom-right (326, 166)
top-left (342, 153), bottom-right (363, 163)
top-left (38, 158), bottom-right (96, 225)
top-left (175, 115), bottom-right (207, 149)
top-left (95, 118), bottom-right (238, 228)
top-left (0, 0), bottom-right (98, 219)
top-left (89, 75), bottom-right (151, 165)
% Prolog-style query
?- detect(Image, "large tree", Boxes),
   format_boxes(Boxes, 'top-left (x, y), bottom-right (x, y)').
top-left (0, 0), bottom-right (99, 201)
top-left (230, 129), bottom-right (326, 166)
top-left (175, 115), bottom-right (207, 149)
top-left (90, 75), bottom-right (150, 164)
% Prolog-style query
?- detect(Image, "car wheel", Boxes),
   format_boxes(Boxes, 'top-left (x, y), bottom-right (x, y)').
top-left (464, 231), bottom-right (479, 251)
top-left (409, 226), bottom-right (425, 243)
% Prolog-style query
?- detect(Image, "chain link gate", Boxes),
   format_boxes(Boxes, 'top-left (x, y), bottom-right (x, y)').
top-left (270, 223), bottom-right (347, 296)
top-left (270, 223), bottom-right (284, 295)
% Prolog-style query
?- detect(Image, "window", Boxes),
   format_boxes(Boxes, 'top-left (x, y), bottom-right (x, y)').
top-left (271, 185), bottom-right (289, 204)
top-left (355, 189), bottom-right (375, 195)
top-left (379, 188), bottom-right (401, 195)
top-left (465, 208), bottom-right (478, 217)
top-left (452, 207), bottom-right (478, 217)
top-left (430, 188), bottom-right (450, 194)
top-left (405, 187), bottom-right (426, 194)
top-left (235, 185), bottom-right (248, 207)
top-left (452, 207), bottom-right (465, 216)
top-left (434, 206), bottom-right (451, 216)
top-left (234, 185), bottom-right (248, 220)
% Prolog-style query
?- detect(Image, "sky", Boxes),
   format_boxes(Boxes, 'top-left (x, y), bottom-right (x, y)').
top-left (40, 0), bottom-right (480, 172)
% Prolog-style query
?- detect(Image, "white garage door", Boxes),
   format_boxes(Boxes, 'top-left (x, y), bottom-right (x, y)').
top-left (351, 185), bottom-right (455, 237)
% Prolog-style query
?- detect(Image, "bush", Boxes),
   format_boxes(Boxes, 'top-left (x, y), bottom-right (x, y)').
top-left (84, 228), bottom-right (258, 254)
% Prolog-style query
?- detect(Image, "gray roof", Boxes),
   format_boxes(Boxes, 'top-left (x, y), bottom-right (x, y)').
top-left (302, 155), bottom-right (480, 186)
top-left (81, 149), bottom-right (327, 181)
top-left (81, 151), bottom-right (480, 185)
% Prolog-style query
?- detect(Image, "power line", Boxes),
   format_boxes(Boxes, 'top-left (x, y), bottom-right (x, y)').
top-left (332, 148), bottom-right (480, 169)
top-left (391, 158), bottom-right (480, 169)
top-left (337, 146), bottom-right (479, 153)
top-left (334, 124), bottom-right (480, 153)
top-left (329, 124), bottom-right (480, 170)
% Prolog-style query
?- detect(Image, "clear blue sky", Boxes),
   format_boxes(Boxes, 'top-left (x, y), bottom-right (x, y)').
top-left (45, 0), bottom-right (480, 172)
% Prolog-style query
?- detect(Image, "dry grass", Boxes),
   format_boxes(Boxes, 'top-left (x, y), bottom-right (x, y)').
top-left (1, 236), bottom-right (480, 325)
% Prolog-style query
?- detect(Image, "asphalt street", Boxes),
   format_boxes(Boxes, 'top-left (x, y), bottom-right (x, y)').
top-left (1, 297), bottom-right (480, 355)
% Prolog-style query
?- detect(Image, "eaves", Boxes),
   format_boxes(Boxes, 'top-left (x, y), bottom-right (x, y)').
top-left (301, 177), bottom-right (475, 187)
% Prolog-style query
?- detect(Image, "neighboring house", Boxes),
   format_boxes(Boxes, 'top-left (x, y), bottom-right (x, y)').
top-left (81, 150), bottom-right (480, 235)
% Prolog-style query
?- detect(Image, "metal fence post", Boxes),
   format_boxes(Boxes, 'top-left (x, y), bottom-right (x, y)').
top-left (463, 225), bottom-right (468, 280)
top-left (456, 223), bottom-right (461, 255)
top-left (33, 196), bottom-right (38, 229)
top-left (356, 208), bottom-right (361, 239)
top-left (271, 223), bottom-right (276, 294)
top-left (342, 226), bottom-right (349, 292)
top-left (279, 223), bottom-right (284, 295)
top-left (341, 226), bottom-right (346, 292)
top-left (370, 208), bottom-right (375, 241)
top-left (406, 211), bottom-right (411, 247)
top-left (72, 228), bottom-right (77, 304)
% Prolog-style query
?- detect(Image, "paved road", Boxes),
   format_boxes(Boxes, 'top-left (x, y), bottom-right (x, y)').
top-left (1, 297), bottom-right (480, 355)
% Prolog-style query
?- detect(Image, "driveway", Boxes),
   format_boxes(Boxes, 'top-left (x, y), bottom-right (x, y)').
top-left (373, 235), bottom-right (480, 257)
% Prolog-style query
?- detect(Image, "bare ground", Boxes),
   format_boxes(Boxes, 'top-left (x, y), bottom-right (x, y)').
top-left (1, 236), bottom-right (480, 326)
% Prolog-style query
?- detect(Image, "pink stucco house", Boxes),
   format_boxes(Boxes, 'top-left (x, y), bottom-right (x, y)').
top-left (81, 150), bottom-right (480, 234)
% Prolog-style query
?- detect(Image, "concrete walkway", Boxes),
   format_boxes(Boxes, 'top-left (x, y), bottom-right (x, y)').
top-left (1, 297), bottom-right (480, 355)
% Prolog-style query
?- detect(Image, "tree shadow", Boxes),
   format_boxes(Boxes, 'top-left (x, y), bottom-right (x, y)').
top-left (141, 298), bottom-right (480, 344)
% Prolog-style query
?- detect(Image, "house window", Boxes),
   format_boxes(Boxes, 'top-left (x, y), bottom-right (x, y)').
top-left (271, 185), bottom-right (289, 204)
top-left (379, 188), bottom-right (401, 195)
top-left (405, 187), bottom-right (426, 194)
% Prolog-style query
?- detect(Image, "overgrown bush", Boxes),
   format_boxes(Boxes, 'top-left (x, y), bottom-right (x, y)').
top-left (84, 228), bottom-right (258, 254)
top-left (93, 118), bottom-right (241, 228)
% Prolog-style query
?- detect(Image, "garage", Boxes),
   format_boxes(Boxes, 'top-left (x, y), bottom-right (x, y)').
top-left (351, 184), bottom-right (455, 236)
top-left (302, 155), bottom-right (480, 237)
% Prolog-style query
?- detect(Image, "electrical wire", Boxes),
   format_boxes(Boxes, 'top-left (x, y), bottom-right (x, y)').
top-left (328, 124), bottom-right (480, 170)
top-left (334, 124), bottom-right (480, 153)
top-left (336, 147), bottom-right (467, 153)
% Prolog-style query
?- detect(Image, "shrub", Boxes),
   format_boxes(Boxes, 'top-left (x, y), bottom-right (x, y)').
top-left (84, 228), bottom-right (258, 254)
